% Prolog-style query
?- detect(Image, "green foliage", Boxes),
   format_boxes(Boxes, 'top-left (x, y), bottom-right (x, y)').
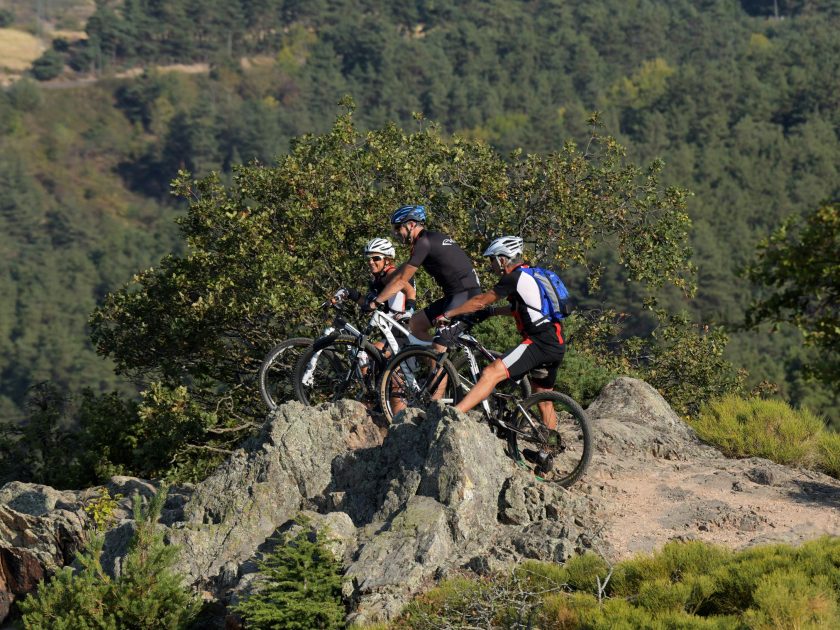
top-left (233, 519), bottom-right (345, 629)
top-left (17, 488), bottom-right (199, 629)
top-left (689, 394), bottom-right (840, 477)
top-left (0, 8), bottom-right (13, 28)
top-left (387, 538), bottom-right (840, 629)
top-left (747, 202), bottom-right (840, 386)
top-left (90, 109), bottom-right (697, 477)
top-left (30, 49), bottom-right (64, 81)
top-left (743, 569), bottom-right (838, 628)
top-left (569, 308), bottom-right (744, 417)
top-left (0, 382), bottom-right (142, 489)
top-left (84, 487), bottom-right (124, 531)
top-left (631, 312), bottom-right (745, 418)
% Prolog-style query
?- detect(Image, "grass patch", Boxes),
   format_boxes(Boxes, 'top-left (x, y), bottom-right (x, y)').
top-left (0, 27), bottom-right (44, 71)
top-left (688, 395), bottom-right (840, 478)
top-left (381, 538), bottom-right (840, 629)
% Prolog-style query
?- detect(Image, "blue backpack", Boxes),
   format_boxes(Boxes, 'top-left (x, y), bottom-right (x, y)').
top-left (520, 266), bottom-right (572, 322)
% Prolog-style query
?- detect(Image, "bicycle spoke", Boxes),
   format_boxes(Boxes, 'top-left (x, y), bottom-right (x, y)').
top-left (380, 348), bottom-right (459, 422)
top-left (509, 392), bottom-right (591, 487)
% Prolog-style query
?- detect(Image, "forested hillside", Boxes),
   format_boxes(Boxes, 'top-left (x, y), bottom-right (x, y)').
top-left (1, 0), bottom-right (838, 427)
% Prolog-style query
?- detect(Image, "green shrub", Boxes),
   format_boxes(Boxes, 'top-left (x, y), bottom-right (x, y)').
top-left (817, 432), bottom-right (840, 478)
top-left (388, 538), bottom-right (840, 629)
top-left (233, 520), bottom-right (345, 629)
top-left (514, 558), bottom-right (569, 591)
top-left (17, 488), bottom-right (199, 628)
top-left (743, 570), bottom-right (839, 628)
top-left (30, 49), bottom-right (64, 81)
top-left (690, 394), bottom-right (835, 475)
top-left (561, 553), bottom-right (611, 595)
top-left (610, 552), bottom-right (671, 597)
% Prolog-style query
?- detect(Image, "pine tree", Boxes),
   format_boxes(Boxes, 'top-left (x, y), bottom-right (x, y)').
top-left (233, 520), bottom-right (345, 630)
top-left (17, 488), bottom-right (199, 628)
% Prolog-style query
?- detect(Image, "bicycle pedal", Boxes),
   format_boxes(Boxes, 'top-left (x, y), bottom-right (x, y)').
top-left (537, 454), bottom-right (555, 474)
top-left (521, 448), bottom-right (540, 463)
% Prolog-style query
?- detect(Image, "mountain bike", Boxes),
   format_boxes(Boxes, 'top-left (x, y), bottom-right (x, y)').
top-left (292, 298), bottom-right (423, 408)
top-left (259, 290), bottom-right (416, 410)
top-left (378, 318), bottom-right (531, 422)
top-left (258, 296), bottom-right (353, 411)
top-left (378, 319), bottom-right (591, 487)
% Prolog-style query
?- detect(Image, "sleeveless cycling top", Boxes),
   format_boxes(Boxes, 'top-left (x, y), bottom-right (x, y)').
top-left (369, 265), bottom-right (414, 312)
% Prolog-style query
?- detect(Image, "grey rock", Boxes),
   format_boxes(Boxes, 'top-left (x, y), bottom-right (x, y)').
top-left (588, 377), bottom-right (716, 461)
top-left (4, 376), bottom-right (840, 627)
top-left (0, 500), bottom-right (89, 621)
top-left (0, 482), bottom-right (81, 517)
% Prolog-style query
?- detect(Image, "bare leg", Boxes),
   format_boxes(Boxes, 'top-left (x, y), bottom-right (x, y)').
top-left (533, 384), bottom-right (557, 430)
top-left (454, 359), bottom-right (508, 413)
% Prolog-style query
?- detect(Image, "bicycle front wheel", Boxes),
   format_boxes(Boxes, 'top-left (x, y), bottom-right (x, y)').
top-left (508, 391), bottom-right (592, 487)
top-left (379, 347), bottom-right (460, 423)
top-left (259, 338), bottom-right (314, 410)
top-left (293, 335), bottom-right (384, 407)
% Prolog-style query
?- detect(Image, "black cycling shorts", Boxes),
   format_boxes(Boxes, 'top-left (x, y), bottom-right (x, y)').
top-left (501, 336), bottom-right (565, 388)
top-left (422, 288), bottom-right (482, 323)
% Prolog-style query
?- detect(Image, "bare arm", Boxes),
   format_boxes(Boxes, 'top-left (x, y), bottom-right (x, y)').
top-left (445, 290), bottom-right (501, 318)
top-left (375, 263), bottom-right (418, 304)
top-left (383, 267), bottom-right (416, 301)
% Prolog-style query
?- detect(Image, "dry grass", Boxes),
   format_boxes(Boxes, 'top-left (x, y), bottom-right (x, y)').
top-left (50, 29), bottom-right (87, 42)
top-left (0, 27), bottom-right (45, 71)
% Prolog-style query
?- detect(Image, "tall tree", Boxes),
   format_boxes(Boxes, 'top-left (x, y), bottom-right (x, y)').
top-left (747, 202), bottom-right (840, 385)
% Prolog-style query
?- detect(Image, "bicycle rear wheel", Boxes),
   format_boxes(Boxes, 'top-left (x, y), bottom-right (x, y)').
top-left (508, 391), bottom-right (592, 487)
top-left (293, 335), bottom-right (384, 407)
top-left (379, 347), bottom-right (460, 422)
top-left (259, 338), bottom-right (314, 410)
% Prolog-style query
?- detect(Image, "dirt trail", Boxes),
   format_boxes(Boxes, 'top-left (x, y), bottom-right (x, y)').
top-left (590, 457), bottom-right (840, 561)
top-left (579, 378), bottom-right (840, 562)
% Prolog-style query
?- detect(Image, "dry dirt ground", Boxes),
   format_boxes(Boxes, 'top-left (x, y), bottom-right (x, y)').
top-left (586, 447), bottom-right (840, 562)
top-left (555, 379), bottom-right (840, 564)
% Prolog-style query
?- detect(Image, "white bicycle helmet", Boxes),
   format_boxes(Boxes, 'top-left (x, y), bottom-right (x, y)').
top-left (364, 237), bottom-right (396, 258)
top-left (483, 236), bottom-right (524, 259)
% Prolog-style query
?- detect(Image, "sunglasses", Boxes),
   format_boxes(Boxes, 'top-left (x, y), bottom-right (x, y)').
top-left (367, 256), bottom-right (384, 262)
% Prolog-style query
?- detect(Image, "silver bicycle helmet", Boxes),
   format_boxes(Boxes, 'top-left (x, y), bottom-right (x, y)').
top-left (483, 236), bottom-right (524, 259)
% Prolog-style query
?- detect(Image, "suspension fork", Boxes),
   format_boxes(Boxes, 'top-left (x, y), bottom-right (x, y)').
top-left (420, 350), bottom-right (452, 396)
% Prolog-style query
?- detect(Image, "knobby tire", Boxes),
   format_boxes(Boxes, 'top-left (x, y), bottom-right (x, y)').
top-left (259, 337), bottom-right (314, 410)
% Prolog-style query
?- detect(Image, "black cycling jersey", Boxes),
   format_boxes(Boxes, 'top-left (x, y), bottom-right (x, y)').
top-left (407, 230), bottom-right (480, 296)
top-left (368, 265), bottom-right (396, 294)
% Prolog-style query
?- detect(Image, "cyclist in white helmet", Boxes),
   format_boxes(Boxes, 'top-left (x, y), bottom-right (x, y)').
top-left (438, 236), bottom-right (566, 429)
top-left (334, 237), bottom-right (416, 316)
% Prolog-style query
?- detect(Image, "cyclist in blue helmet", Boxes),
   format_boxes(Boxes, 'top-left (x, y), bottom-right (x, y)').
top-left (371, 205), bottom-right (481, 344)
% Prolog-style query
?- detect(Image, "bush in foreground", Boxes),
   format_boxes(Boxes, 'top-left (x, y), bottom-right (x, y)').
top-left (386, 538), bottom-right (840, 629)
top-left (232, 519), bottom-right (345, 629)
top-left (16, 488), bottom-right (199, 629)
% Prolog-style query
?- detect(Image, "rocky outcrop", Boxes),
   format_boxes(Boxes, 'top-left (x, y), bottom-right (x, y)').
top-left (0, 484), bottom-right (90, 621)
top-left (2, 377), bottom-right (839, 626)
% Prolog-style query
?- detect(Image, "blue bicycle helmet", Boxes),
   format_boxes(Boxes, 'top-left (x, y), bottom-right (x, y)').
top-left (390, 204), bottom-right (427, 225)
